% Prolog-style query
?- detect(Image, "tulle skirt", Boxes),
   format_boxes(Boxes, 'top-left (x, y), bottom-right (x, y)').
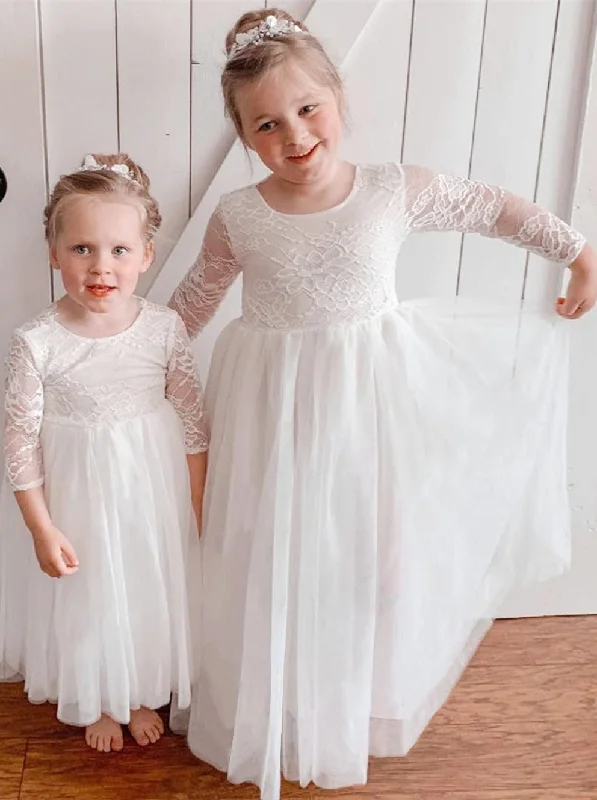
top-left (187, 297), bottom-right (570, 798)
top-left (0, 401), bottom-right (199, 726)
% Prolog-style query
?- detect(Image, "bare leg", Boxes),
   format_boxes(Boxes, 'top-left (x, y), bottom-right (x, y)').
top-left (128, 707), bottom-right (165, 746)
top-left (85, 715), bottom-right (124, 753)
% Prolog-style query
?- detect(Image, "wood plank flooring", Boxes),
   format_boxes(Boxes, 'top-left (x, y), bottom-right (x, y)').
top-left (1, 616), bottom-right (596, 799)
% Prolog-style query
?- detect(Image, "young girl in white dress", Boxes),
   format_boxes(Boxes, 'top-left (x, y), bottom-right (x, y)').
top-left (0, 154), bottom-right (207, 753)
top-left (169, 9), bottom-right (597, 798)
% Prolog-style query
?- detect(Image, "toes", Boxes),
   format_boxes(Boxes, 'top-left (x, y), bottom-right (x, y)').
top-left (128, 709), bottom-right (164, 747)
top-left (85, 718), bottom-right (124, 753)
top-left (147, 725), bottom-right (161, 744)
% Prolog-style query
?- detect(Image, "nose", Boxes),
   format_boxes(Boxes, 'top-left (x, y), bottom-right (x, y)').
top-left (89, 251), bottom-right (113, 276)
top-left (285, 117), bottom-right (309, 146)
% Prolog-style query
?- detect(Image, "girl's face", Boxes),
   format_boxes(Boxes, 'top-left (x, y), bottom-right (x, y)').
top-left (236, 58), bottom-right (344, 187)
top-left (50, 196), bottom-right (152, 315)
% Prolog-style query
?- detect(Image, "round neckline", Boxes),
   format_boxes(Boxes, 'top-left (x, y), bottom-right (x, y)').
top-left (51, 296), bottom-right (146, 342)
top-left (252, 164), bottom-right (360, 219)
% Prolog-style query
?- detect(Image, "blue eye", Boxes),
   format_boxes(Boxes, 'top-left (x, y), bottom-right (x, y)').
top-left (300, 105), bottom-right (316, 115)
top-left (113, 246), bottom-right (128, 256)
top-left (258, 121), bottom-right (276, 133)
top-left (73, 245), bottom-right (89, 255)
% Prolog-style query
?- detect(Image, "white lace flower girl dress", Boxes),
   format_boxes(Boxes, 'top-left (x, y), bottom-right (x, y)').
top-left (0, 300), bottom-right (206, 727)
top-left (170, 163), bottom-right (584, 798)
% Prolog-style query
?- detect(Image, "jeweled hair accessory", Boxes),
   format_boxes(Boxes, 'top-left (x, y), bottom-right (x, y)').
top-left (228, 14), bottom-right (303, 60)
top-left (73, 154), bottom-right (137, 182)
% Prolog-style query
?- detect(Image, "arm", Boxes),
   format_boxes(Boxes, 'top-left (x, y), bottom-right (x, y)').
top-left (402, 165), bottom-right (597, 317)
top-left (169, 206), bottom-right (242, 340)
top-left (4, 333), bottom-right (78, 577)
top-left (165, 314), bottom-right (209, 534)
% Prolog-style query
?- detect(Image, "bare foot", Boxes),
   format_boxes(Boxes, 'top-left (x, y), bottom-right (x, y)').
top-left (85, 715), bottom-right (124, 753)
top-left (128, 707), bottom-right (164, 746)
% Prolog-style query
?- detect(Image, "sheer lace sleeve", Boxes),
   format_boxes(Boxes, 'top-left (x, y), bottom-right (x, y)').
top-left (402, 164), bottom-right (585, 264)
top-left (166, 313), bottom-right (209, 453)
top-left (4, 332), bottom-right (44, 491)
top-left (169, 206), bottom-right (242, 340)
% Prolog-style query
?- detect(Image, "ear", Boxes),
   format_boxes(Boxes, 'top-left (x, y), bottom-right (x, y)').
top-left (141, 241), bottom-right (154, 273)
top-left (49, 246), bottom-right (60, 270)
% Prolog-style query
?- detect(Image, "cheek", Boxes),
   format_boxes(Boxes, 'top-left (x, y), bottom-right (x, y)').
top-left (58, 260), bottom-right (86, 284)
top-left (254, 137), bottom-right (280, 163)
top-left (320, 109), bottom-right (342, 139)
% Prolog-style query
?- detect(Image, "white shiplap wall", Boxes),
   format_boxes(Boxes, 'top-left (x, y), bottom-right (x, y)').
top-left (1, 0), bottom-right (596, 616)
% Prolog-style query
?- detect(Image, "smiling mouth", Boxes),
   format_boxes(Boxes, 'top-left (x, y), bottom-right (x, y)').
top-left (86, 285), bottom-right (116, 298)
top-left (287, 143), bottom-right (320, 163)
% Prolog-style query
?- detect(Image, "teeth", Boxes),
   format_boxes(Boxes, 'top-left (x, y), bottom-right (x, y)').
top-left (88, 286), bottom-right (112, 294)
top-left (291, 146), bottom-right (315, 158)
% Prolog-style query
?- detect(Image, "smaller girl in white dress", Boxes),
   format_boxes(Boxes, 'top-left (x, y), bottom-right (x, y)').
top-left (0, 154), bottom-right (207, 753)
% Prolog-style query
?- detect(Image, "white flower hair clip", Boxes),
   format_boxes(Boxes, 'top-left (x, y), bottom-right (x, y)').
top-left (228, 15), bottom-right (303, 60)
top-left (73, 154), bottom-right (137, 183)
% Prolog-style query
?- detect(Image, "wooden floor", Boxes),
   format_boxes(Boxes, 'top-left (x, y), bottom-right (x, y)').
top-left (1, 616), bottom-right (596, 799)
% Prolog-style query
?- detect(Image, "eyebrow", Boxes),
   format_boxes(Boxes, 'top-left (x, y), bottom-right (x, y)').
top-left (64, 238), bottom-right (136, 247)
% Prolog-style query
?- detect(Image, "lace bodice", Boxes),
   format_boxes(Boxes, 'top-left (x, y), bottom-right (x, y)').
top-left (170, 163), bottom-right (585, 336)
top-left (4, 300), bottom-right (207, 491)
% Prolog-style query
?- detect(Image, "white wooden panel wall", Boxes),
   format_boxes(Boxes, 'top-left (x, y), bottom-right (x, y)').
top-left (501, 5), bottom-right (597, 618)
top-left (41, 0), bottom-right (119, 182)
top-left (0, 1), bottom-right (50, 346)
top-left (190, 0), bottom-right (257, 213)
top-left (524, 0), bottom-right (595, 309)
top-left (458, 0), bottom-right (559, 301)
top-left (397, 1), bottom-right (485, 300)
top-left (117, 0), bottom-right (191, 292)
top-left (40, 0), bottom-right (119, 298)
top-left (1, 0), bottom-right (596, 616)
top-left (37, 0), bottom-right (191, 295)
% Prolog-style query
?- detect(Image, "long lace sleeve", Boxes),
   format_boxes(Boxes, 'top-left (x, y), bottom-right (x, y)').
top-left (166, 314), bottom-right (209, 453)
top-left (4, 332), bottom-right (44, 491)
top-left (402, 164), bottom-right (586, 264)
top-left (169, 206), bottom-right (242, 340)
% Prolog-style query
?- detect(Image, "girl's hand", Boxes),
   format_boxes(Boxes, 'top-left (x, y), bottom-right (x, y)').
top-left (32, 526), bottom-right (79, 578)
top-left (557, 245), bottom-right (597, 319)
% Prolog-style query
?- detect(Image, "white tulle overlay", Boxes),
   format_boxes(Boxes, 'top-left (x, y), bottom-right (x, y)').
top-left (0, 300), bottom-right (206, 726)
top-left (188, 301), bottom-right (569, 795)
top-left (169, 164), bottom-right (583, 798)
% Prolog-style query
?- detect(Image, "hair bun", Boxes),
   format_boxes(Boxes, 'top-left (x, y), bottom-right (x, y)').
top-left (225, 8), bottom-right (305, 54)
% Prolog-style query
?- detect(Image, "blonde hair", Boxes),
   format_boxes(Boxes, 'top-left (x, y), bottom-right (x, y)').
top-left (44, 153), bottom-right (162, 245)
top-left (222, 8), bottom-right (344, 138)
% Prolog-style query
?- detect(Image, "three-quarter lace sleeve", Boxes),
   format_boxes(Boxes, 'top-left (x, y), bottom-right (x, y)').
top-left (169, 207), bottom-right (242, 340)
top-left (4, 332), bottom-right (44, 491)
top-left (402, 164), bottom-right (585, 264)
top-left (165, 314), bottom-right (209, 453)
